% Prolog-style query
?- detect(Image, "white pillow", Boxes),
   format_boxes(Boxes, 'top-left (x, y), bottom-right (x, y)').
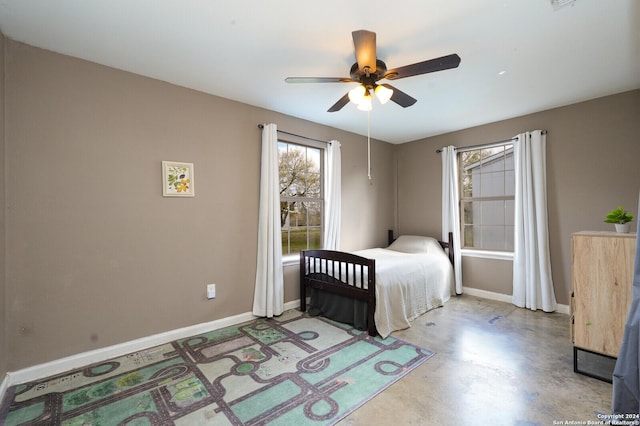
top-left (387, 235), bottom-right (443, 254)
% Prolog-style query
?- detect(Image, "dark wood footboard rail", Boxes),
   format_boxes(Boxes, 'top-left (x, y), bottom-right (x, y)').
top-left (442, 232), bottom-right (455, 268)
top-left (299, 249), bottom-right (377, 336)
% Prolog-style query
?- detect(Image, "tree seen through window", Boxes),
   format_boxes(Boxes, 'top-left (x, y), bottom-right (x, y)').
top-left (278, 142), bottom-right (323, 255)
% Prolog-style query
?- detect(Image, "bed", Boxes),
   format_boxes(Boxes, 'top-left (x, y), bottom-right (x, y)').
top-left (299, 231), bottom-right (455, 338)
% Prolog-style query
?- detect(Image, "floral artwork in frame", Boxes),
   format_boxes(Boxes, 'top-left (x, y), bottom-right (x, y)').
top-left (162, 161), bottom-right (195, 197)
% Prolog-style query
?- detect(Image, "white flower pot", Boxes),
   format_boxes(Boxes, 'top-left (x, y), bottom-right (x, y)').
top-left (615, 223), bottom-right (631, 233)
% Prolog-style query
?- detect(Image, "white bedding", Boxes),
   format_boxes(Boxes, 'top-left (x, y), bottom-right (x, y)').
top-left (353, 242), bottom-right (453, 338)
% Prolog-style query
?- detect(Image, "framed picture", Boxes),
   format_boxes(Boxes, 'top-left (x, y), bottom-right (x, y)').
top-left (162, 161), bottom-right (195, 197)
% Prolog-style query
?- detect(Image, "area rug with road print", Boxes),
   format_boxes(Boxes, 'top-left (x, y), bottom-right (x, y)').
top-left (0, 310), bottom-right (434, 425)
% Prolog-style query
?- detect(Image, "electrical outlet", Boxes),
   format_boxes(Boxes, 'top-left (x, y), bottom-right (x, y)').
top-left (207, 284), bottom-right (216, 299)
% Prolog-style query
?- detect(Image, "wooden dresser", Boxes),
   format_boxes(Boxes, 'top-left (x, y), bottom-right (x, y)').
top-left (571, 231), bottom-right (636, 379)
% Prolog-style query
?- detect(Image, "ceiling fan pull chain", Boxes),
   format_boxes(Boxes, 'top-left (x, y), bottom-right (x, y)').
top-left (367, 108), bottom-right (371, 181)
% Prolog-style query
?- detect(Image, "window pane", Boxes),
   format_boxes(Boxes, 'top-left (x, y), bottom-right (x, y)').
top-left (470, 200), bottom-right (482, 226)
top-left (464, 225), bottom-right (475, 248)
top-left (304, 147), bottom-right (320, 198)
top-left (290, 144), bottom-right (305, 158)
top-left (281, 230), bottom-right (291, 255)
top-left (308, 227), bottom-right (321, 249)
top-left (304, 201), bottom-right (322, 227)
top-left (289, 202), bottom-right (305, 228)
top-left (504, 147), bottom-right (514, 170)
top-left (481, 171), bottom-right (505, 197)
top-left (289, 228), bottom-right (310, 253)
top-left (307, 148), bottom-right (320, 174)
top-left (481, 200), bottom-right (504, 226)
top-left (305, 172), bottom-right (321, 198)
top-left (278, 141), bottom-right (287, 155)
top-left (480, 149), bottom-right (505, 172)
top-left (279, 145), bottom-right (306, 197)
top-left (481, 146), bottom-right (504, 165)
top-left (505, 200), bottom-right (514, 226)
top-left (279, 144), bottom-right (321, 199)
top-left (482, 226), bottom-right (506, 251)
top-left (462, 201), bottom-right (474, 224)
top-left (461, 150), bottom-right (481, 197)
top-left (505, 170), bottom-right (515, 196)
top-left (461, 173), bottom-right (473, 197)
top-left (281, 203), bottom-right (293, 254)
top-left (280, 201), bottom-right (291, 229)
top-left (505, 226), bottom-right (514, 251)
top-left (461, 150), bottom-right (482, 169)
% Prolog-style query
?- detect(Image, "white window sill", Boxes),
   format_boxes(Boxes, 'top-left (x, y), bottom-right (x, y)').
top-left (461, 249), bottom-right (514, 261)
top-left (282, 254), bottom-right (299, 267)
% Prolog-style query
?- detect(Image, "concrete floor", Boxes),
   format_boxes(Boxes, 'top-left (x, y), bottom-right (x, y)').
top-left (338, 295), bottom-right (613, 426)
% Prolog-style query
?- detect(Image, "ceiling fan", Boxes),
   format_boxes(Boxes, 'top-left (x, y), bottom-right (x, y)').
top-left (285, 30), bottom-right (461, 112)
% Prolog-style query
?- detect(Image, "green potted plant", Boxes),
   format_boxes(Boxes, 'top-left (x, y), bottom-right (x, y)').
top-left (604, 205), bottom-right (634, 233)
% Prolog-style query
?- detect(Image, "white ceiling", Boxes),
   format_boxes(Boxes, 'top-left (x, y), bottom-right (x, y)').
top-left (0, 0), bottom-right (638, 144)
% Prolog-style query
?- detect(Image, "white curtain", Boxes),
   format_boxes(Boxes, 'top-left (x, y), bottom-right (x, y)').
top-left (253, 123), bottom-right (284, 317)
top-left (612, 190), bottom-right (640, 414)
top-left (512, 130), bottom-right (557, 312)
top-left (441, 146), bottom-right (463, 294)
top-left (324, 140), bottom-right (341, 250)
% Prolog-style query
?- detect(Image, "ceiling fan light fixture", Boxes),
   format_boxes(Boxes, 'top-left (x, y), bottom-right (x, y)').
top-left (357, 94), bottom-right (372, 111)
top-left (374, 85), bottom-right (393, 104)
top-left (348, 85), bottom-right (366, 104)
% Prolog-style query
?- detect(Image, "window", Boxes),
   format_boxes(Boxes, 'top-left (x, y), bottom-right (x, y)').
top-left (459, 143), bottom-right (514, 251)
top-left (278, 141), bottom-right (323, 255)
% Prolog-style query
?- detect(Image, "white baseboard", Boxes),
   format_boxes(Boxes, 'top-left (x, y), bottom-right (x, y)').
top-left (0, 374), bottom-right (9, 404)
top-left (463, 286), bottom-right (513, 304)
top-left (1, 294), bottom-right (570, 401)
top-left (462, 286), bottom-right (570, 315)
top-left (556, 304), bottom-right (571, 315)
top-left (3, 300), bottom-right (301, 393)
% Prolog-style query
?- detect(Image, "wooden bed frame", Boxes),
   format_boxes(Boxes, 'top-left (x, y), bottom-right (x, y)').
top-left (299, 231), bottom-right (455, 336)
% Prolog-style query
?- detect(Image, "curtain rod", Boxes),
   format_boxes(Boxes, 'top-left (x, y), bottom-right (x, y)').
top-left (435, 130), bottom-right (547, 153)
top-left (435, 137), bottom-right (517, 154)
top-left (257, 124), bottom-right (329, 144)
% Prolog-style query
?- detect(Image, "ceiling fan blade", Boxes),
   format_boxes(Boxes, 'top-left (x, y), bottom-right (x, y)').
top-left (385, 54), bottom-right (461, 80)
top-left (328, 93), bottom-right (350, 112)
top-left (352, 30), bottom-right (377, 73)
top-left (381, 84), bottom-right (417, 108)
top-left (285, 77), bottom-right (354, 83)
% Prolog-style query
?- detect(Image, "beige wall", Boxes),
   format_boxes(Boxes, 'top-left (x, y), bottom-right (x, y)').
top-left (3, 35), bottom-right (638, 373)
top-left (0, 31), bottom-right (7, 379)
top-left (3, 39), bottom-right (394, 371)
top-left (396, 89), bottom-right (640, 306)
